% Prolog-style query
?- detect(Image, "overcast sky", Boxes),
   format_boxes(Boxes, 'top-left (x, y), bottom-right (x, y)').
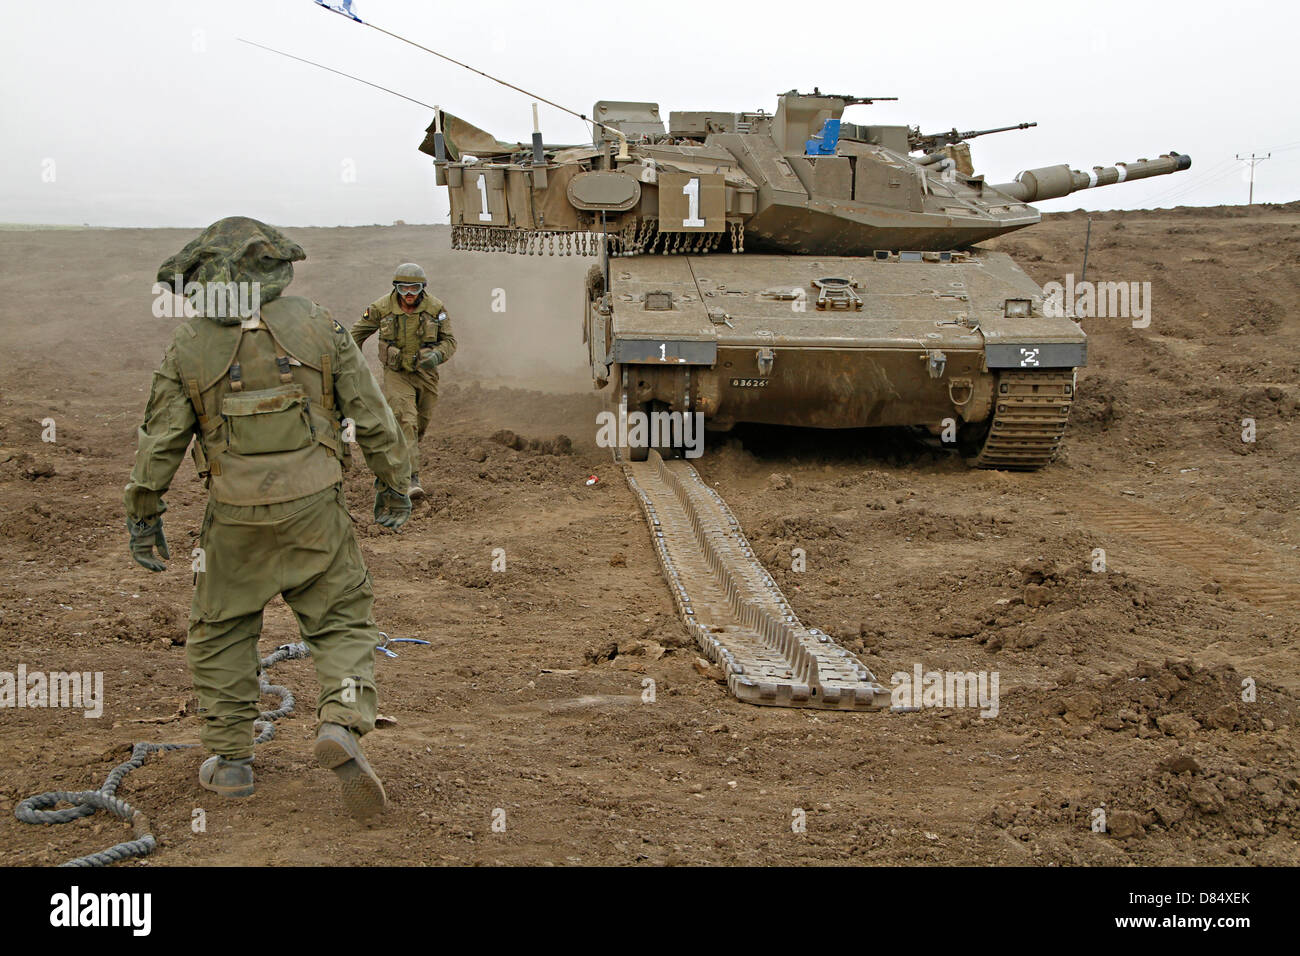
top-left (3, 0), bottom-right (1297, 227)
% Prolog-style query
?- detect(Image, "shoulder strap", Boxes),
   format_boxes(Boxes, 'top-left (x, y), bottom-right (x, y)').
top-left (259, 298), bottom-right (341, 421)
top-left (273, 338), bottom-right (294, 384)
top-left (184, 378), bottom-right (209, 427)
top-left (320, 352), bottom-right (334, 410)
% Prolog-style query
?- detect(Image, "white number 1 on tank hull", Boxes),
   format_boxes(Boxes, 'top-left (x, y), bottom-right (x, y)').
top-left (477, 174), bottom-right (492, 222)
top-left (659, 343), bottom-right (667, 361)
top-left (682, 177), bottom-right (705, 228)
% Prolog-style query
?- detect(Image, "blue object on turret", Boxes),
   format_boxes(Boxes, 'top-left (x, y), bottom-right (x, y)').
top-left (805, 119), bottom-right (840, 156)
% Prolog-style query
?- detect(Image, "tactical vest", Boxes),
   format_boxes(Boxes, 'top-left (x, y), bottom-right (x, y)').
top-left (171, 296), bottom-right (345, 506)
top-left (372, 293), bottom-right (447, 373)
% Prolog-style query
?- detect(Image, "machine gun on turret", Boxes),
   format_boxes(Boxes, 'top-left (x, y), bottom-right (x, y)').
top-left (908, 121), bottom-right (1037, 155)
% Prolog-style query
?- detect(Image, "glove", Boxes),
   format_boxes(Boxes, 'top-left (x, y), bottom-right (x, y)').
top-left (127, 515), bottom-right (169, 572)
top-left (373, 481), bottom-right (412, 530)
top-left (417, 348), bottom-right (443, 371)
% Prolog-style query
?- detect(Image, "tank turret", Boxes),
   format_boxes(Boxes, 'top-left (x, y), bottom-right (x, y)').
top-left (424, 90), bottom-right (1191, 257)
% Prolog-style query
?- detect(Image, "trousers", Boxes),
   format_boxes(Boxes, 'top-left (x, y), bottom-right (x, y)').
top-left (187, 484), bottom-right (380, 757)
top-left (380, 366), bottom-right (437, 475)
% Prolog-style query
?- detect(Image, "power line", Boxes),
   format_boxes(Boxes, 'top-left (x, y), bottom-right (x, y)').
top-left (1140, 157), bottom-right (1237, 206)
top-left (1140, 136), bottom-right (1296, 207)
top-left (1142, 157), bottom-right (1233, 200)
top-left (1146, 163), bottom-right (1242, 207)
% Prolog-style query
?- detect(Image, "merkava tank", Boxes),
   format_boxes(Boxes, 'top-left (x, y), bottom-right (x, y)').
top-left (421, 90), bottom-right (1191, 469)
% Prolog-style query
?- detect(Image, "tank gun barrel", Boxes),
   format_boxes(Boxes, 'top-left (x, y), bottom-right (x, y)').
top-left (993, 151), bottom-right (1192, 203)
top-left (909, 121), bottom-right (1036, 153)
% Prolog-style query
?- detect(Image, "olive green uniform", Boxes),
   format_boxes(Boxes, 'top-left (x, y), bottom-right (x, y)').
top-left (125, 295), bottom-right (409, 759)
top-left (350, 291), bottom-right (456, 476)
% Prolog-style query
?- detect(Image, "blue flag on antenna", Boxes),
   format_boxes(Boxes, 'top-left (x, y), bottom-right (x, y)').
top-left (314, 0), bottom-right (362, 23)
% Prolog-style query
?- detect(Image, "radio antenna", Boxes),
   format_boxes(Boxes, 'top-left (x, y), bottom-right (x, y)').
top-left (312, 1), bottom-right (629, 158)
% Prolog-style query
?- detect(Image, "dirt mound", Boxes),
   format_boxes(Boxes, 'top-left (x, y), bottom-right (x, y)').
top-left (992, 660), bottom-right (1299, 860)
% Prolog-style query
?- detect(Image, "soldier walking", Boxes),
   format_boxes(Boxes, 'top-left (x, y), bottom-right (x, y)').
top-left (124, 217), bottom-right (412, 819)
top-left (350, 263), bottom-right (456, 500)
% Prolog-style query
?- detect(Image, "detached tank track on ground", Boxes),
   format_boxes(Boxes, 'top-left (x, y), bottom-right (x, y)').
top-left (622, 450), bottom-right (891, 710)
top-left (971, 369), bottom-right (1076, 471)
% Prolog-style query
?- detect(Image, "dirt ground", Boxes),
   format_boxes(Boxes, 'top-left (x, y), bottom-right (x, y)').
top-left (0, 204), bottom-right (1297, 866)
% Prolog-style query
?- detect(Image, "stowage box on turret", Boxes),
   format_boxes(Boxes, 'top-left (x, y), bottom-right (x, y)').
top-left (421, 90), bottom-right (1191, 469)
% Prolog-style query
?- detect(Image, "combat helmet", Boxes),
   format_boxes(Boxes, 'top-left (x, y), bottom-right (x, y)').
top-left (393, 262), bottom-right (426, 285)
top-left (392, 262), bottom-right (426, 306)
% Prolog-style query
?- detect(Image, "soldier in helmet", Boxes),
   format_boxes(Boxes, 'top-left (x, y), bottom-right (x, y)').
top-left (124, 216), bottom-right (412, 819)
top-left (350, 263), bottom-right (456, 500)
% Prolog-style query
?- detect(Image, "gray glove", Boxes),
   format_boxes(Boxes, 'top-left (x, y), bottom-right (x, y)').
top-left (127, 515), bottom-right (169, 572)
top-left (417, 348), bottom-right (443, 371)
top-left (373, 481), bottom-right (412, 530)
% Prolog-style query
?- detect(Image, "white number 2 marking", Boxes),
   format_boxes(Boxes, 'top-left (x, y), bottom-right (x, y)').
top-left (682, 177), bottom-right (705, 228)
top-left (477, 174), bottom-right (492, 222)
top-left (1019, 347), bottom-right (1040, 367)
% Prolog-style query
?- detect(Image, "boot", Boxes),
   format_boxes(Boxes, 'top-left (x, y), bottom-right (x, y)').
top-left (408, 472), bottom-right (426, 501)
top-left (313, 723), bottom-right (387, 819)
top-left (198, 755), bottom-right (254, 798)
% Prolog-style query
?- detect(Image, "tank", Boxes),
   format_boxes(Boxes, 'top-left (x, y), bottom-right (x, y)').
top-left (421, 90), bottom-right (1192, 469)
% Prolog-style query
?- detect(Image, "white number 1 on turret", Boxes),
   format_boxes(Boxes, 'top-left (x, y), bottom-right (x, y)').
top-left (477, 174), bottom-right (492, 222)
top-left (682, 177), bottom-right (705, 228)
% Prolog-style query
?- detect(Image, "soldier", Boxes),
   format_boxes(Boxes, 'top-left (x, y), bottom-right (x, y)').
top-left (124, 216), bottom-right (412, 820)
top-left (350, 263), bottom-right (456, 500)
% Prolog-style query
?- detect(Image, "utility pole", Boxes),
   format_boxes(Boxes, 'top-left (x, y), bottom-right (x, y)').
top-left (1235, 153), bottom-right (1270, 206)
top-left (1081, 217), bottom-right (1093, 284)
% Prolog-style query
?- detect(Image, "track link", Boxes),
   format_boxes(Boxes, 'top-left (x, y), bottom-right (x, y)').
top-left (971, 369), bottom-right (1076, 471)
top-left (624, 450), bottom-right (891, 710)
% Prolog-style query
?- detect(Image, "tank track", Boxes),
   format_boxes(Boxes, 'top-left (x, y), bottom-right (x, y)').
top-left (623, 450), bottom-right (891, 710)
top-left (970, 369), bottom-right (1076, 471)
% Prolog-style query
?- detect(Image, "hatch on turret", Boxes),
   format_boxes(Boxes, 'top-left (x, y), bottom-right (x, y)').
top-left (592, 101), bottom-right (664, 147)
top-left (772, 90), bottom-right (849, 154)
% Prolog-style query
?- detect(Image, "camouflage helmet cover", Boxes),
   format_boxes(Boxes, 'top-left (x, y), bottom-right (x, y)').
top-left (158, 217), bottom-right (305, 325)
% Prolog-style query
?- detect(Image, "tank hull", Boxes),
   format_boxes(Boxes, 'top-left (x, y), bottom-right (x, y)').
top-left (587, 250), bottom-right (1085, 459)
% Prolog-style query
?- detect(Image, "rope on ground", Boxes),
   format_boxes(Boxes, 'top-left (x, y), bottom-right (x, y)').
top-left (14, 641), bottom-right (311, 866)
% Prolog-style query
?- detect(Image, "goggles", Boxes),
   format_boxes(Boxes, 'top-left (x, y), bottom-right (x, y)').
top-left (395, 282), bottom-right (425, 295)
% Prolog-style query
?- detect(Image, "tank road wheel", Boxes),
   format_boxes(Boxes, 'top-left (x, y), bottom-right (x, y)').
top-left (967, 369), bottom-right (1076, 471)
